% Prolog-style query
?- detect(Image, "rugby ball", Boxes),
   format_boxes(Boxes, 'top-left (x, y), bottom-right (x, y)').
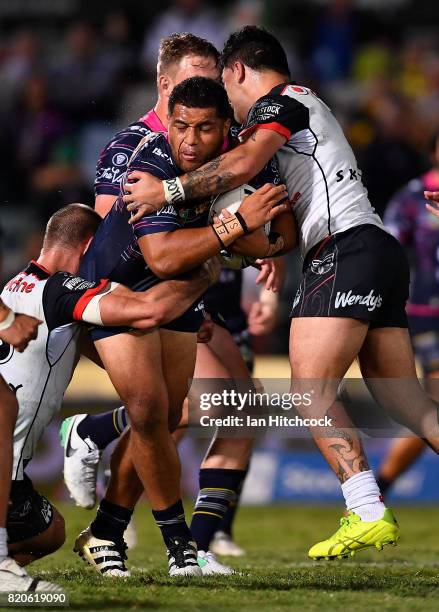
top-left (208, 184), bottom-right (270, 270)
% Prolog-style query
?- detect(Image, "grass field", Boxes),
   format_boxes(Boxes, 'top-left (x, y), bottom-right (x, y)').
top-left (16, 503), bottom-right (439, 612)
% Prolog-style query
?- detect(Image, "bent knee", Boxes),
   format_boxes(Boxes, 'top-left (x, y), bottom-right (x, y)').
top-left (127, 400), bottom-right (168, 435)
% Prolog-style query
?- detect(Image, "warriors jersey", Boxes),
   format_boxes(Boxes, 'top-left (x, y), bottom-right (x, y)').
top-left (239, 82), bottom-right (384, 257)
top-left (0, 261), bottom-right (109, 479)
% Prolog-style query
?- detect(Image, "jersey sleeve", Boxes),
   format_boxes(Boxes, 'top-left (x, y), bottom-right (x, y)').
top-left (239, 94), bottom-right (309, 142)
top-left (132, 204), bottom-right (183, 240)
top-left (127, 137), bottom-right (183, 240)
top-left (94, 124), bottom-right (152, 197)
top-left (42, 272), bottom-right (110, 330)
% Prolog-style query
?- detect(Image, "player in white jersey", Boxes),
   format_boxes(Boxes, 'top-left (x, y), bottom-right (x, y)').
top-left (0, 304), bottom-right (48, 592)
top-left (122, 26), bottom-right (439, 560)
top-left (0, 203), bottom-right (217, 588)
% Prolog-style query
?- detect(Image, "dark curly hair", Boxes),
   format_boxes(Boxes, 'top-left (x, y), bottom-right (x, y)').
top-left (169, 76), bottom-right (232, 120)
top-left (221, 26), bottom-right (290, 77)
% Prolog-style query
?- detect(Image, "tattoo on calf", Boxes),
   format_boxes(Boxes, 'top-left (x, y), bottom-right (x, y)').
top-left (325, 406), bottom-right (369, 483)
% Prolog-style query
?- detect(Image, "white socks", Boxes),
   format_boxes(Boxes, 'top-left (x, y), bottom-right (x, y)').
top-left (0, 527), bottom-right (8, 559)
top-left (341, 470), bottom-right (386, 522)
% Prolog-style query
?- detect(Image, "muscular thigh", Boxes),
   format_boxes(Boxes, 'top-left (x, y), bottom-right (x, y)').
top-left (94, 330), bottom-right (168, 412)
top-left (290, 317), bottom-right (368, 378)
top-left (289, 317), bottom-right (369, 419)
top-left (358, 327), bottom-right (432, 431)
top-left (359, 327), bottom-right (417, 378)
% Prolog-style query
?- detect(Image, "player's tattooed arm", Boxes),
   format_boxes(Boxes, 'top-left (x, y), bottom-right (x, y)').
top-left (123, 129), bottom-right (286, 223)
top-left (180, 129), bottom-right (287, 201)
top-left (182, 155), bottom-right (236, 200)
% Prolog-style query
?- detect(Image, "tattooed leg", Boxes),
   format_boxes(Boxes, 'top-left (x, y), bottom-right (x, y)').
top-left (289, 317), bottom-right (370, 482)
top-left (322, 402), bottom-right (369, 483)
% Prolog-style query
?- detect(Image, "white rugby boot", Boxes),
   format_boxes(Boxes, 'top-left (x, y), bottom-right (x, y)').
top-left (197, 550), bottom-right (235, 575)
top-left (61, 414), bottom-right (101, 509)
top-left (74, 527), bottom-right (131, 578)
top-left (0, 557), bottom-right (63, 592)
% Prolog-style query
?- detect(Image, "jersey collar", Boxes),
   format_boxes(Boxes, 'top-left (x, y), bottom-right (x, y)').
top-left (139, 109), bottom-right (167, 134)
top-left (268, 80), bottom-right (296, 96)
top-left (24, 260), bottom-right (51, 280)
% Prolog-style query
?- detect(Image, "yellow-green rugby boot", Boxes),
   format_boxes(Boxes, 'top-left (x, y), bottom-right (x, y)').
top-left (309, 508), bottom-right (400, 560)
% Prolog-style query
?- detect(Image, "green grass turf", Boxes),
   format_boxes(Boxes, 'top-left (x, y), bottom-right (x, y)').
top-left (10, 504), bottom-right (439, 611)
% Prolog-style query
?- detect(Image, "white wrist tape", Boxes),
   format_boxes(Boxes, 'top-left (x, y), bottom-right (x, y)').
top-left (163, 177), bottom-right (185, 205)
top-left (0, 309), bottom-right (15, 331)
top-left (82, 282), bottom-right (120, 326)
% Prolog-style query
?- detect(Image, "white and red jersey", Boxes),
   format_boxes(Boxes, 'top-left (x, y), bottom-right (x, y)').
top-left (0, 261), bottom-right (109, 479)
top-left (239, 82), bottom-right (384, 257)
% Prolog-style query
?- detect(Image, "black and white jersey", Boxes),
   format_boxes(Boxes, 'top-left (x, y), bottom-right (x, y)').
top-left (239, 82), bottom-right (384, 257)
top-left (0, 261), bottom-right (109, 480)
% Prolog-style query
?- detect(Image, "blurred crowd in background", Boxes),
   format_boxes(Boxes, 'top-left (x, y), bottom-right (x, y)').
top-left (0, 0), bottom-right (438, 354)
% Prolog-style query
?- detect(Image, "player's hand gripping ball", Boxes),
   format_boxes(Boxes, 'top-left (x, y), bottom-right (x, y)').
top-left (208, 185), bottom-right (271, 270)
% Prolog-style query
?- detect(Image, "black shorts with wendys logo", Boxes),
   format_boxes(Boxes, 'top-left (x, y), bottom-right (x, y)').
top-left (7, 474), bottom-right (54, 544)
top-left (290, 224), bottom-right (409, 328)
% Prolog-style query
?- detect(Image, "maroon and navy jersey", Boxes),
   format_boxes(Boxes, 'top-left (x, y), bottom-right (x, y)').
top-left (85, 130), bottom-right (281, 293)
top-left (83, 133), bottom-right (203, 293)
top-left (384, 171), bottom-right (439, 330)
top-left (94, 109), bottom-right (166, 198)
top-left (91, 110), bottom-right (280, 333)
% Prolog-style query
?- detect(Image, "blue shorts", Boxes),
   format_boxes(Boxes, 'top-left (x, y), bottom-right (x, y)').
top-left (90, 300), bottom-right (204, 342)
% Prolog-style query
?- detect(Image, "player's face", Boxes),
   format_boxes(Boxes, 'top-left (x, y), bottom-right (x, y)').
top-left (172, 54), bottom-right (220, 87)
top-left (222, 66), bottom-right (248, 124)
top-left (169, 104), bottom-right (230, 172)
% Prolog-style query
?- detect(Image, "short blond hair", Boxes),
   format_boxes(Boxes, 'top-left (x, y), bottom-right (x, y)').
top-left (44, 204), bottom-right (101, 249)
top-left (157, 32), bottom-right (219, 76)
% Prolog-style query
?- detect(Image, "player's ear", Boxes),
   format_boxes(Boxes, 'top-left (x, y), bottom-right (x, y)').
top-left (235, 61), bottom-right (245, 84)
top-left (159, 74), bottom-right (172, 97)
top-left (223, 118), bottom-right (231, 138)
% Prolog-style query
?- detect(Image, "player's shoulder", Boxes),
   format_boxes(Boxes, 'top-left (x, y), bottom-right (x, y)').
top-left (241, 82), bottom-right (310, 140)
top-left (250, 83), bottom-right (308, 117)
top-left (97, 120), bottom-right (154, 172)
top-left (44, 272), bottom-right (100, 297)
top-left (129, 132), bottom-right (177, 178)
top-left (110, 120), bottom-right (155, 146)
